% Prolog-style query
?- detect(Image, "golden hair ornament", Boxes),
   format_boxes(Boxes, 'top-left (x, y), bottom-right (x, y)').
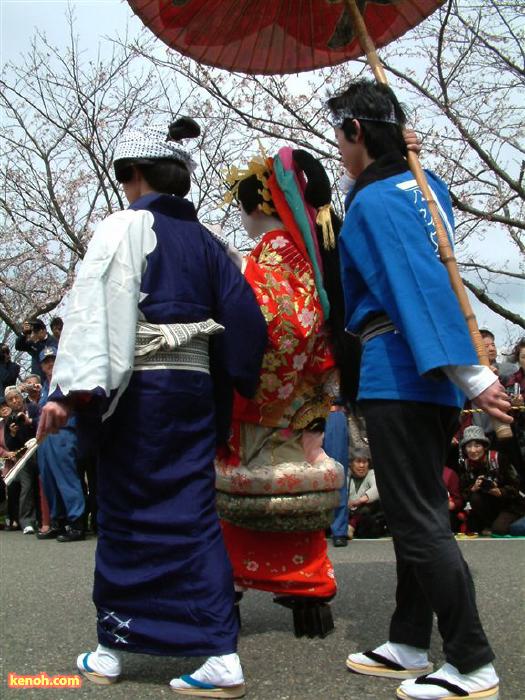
top-left (316, 204), bottom-right (336, 250)
top-left (222, 143), bottom-right (276, 215)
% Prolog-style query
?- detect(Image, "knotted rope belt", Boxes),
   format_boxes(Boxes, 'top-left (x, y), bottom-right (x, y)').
top-left (134, 319), bottom-right (224, 374)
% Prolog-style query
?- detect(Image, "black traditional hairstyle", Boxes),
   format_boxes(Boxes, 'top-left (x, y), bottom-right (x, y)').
top-left (327, 79), bottom-right (407, 159)
top-left (292, 150), bottom-right (361, 403)
top-left (237, 174), bottom-right (280, 219)
top-left (114, 117), bottom-right (200, 197)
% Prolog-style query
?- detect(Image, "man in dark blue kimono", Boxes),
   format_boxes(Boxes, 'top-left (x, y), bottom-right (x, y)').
top-left (327, 80), bottom-right (511, 700)
top-left (37, 118), bottom-right (267, 698)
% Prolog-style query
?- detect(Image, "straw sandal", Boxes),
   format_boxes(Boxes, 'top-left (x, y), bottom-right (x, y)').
top-left (170, 675), bottom-right (246, 698)
top-left (76, 653), bottom-right (119, 686)
top-left (396, 676), bottom-right (499, 699)
top-left (346, 650), bottom-right (433, 679)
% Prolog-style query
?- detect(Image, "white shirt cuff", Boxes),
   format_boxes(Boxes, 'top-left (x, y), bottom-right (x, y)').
top-left (442, 364), bottom-right (498, 400)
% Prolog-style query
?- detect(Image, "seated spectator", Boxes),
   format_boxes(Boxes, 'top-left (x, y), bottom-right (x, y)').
top-left (15, 319), bottom-right (58, 381)
top-left (37, 347), bottom-right (85, 542)
top-left (503, 337), bottom-right (525, 484)
top-left (347, 447), bottom-right (386, 539)
top-left (1, 344), bottom-right (21, 400)
top-left (50, 316), bottom-right (63, 341)
top-left (442, 465), bottom-right (463, 532)
top-left (3, 386), bottom-right (39, 534)
top-left (459, 426), bottom-right (525, 535)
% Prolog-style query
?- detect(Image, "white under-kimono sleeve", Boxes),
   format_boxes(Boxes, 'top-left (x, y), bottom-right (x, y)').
top-left (49, 209), bottom-right (157, 409)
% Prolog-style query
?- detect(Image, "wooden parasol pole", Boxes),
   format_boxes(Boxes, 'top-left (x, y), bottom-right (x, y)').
top-left (344, 0), bottom-right (489, 368)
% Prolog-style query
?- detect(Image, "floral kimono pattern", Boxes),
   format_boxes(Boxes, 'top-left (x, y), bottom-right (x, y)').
top-left (218, 228), bottom-right (337, 598)
top-left (233, 229), bottom-right (334, 431)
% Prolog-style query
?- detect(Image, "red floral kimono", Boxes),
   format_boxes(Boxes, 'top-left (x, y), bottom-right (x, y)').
top-left (218, 228), bottom-right (337, 598)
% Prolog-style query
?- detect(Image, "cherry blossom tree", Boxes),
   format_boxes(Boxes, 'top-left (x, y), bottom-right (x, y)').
top-left (1, 0), bottom-right (522, 351)
top-left (0, 16), bottom-right (164, 338)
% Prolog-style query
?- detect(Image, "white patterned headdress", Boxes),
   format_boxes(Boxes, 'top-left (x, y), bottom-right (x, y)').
top-left (113, 126), bottom-right (197, 172)
top-left (327, 105), bottom-right (398, 129)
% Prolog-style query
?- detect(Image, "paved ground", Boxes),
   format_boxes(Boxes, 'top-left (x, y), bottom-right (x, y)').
top-left (1, 534), bottom-right (523, 699)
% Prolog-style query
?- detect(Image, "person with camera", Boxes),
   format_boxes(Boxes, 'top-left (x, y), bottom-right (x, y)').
top-left (0, 344), bottom-right (20, 400)
top-left (3, 385), bottom-right (39, 534)
top-left (0, 397), bottom-right (20, 530)
top-left (21, 374), bottom-right (43, 406)
top-left (459, 425), bottom-right (524, 536)
top-left (15, 320), bottom-right (58, 381)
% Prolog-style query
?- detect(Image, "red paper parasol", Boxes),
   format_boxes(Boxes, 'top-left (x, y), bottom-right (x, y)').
top-left (127, 0), bottom-right (444, 75)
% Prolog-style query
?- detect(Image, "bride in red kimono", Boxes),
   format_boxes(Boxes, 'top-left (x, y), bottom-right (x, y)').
top-left (216, 147), bottom-right (360, 637)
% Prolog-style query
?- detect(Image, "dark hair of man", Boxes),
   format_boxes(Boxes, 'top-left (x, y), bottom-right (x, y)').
top-left (31, 319), bottom-right (46, 332)
top-left (114, 117), bottom-right (200, 198)
top-left (50, 316), bottom-right (63, 330)
top-left (327, 79), bottom-right (408, 160)
top-left (479, 329), bottom-right (495, 341)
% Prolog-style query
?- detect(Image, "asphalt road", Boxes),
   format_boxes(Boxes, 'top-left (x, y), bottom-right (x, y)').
top-left (1, 534), bottom-right (523, 700)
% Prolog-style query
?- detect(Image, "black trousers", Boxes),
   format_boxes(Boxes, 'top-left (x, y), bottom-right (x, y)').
top-left (360, 400), bottom-right (494, 674)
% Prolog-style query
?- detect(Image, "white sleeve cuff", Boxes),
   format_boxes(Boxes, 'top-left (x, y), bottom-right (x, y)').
top-left (442, 364), bottom-right (498, 400)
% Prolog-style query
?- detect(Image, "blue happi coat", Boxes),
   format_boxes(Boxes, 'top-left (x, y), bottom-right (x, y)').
top-left (339, 155), bottom-right (478, 407)
top-left (49, 192), bottom-right (267, 656)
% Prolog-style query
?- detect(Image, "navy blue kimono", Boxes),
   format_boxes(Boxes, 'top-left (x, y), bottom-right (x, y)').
top-left (49, 193), bottom-right (267, 657)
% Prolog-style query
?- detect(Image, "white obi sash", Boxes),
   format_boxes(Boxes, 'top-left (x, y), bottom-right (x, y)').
top-left (134, 319), bottom-right (224, 374)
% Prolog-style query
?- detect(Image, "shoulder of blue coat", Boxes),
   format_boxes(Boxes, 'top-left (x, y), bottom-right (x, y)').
top-left (350, 169), bottom-right (452, 221)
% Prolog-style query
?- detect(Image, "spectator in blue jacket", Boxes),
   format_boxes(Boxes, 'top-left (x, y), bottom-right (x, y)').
top-left (37, 347), bottom-right (85, 542)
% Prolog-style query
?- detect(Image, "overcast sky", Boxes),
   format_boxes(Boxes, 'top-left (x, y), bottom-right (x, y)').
top-left (1, 0), bottom-right (523, 350)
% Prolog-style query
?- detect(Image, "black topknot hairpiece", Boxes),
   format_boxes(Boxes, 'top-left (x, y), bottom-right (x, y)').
top-left (168, 116), bottom-right (201, 143)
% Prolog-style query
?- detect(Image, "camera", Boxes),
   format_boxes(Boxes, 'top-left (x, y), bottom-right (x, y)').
top-left (479, 476), bottom-right (496, 492)
top-left (13, 412), bottom-right (27, 427)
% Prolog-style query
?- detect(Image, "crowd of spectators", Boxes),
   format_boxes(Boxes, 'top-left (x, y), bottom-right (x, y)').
top-left (2, 320), bottom-right (524, 543)
top-left (0, 317), bottom-right (96, 542)
top-left (450, 332), bottom-right (525, 536)
top-left (324, 330), bottom-right (525, 544)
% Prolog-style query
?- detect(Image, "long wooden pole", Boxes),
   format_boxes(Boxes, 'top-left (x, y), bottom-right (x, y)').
top-left (344, 0), bottom-right (489, 367)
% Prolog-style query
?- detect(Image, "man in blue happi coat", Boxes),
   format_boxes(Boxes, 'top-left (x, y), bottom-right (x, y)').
top-left (327, 79), bottom-right (511, 700)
